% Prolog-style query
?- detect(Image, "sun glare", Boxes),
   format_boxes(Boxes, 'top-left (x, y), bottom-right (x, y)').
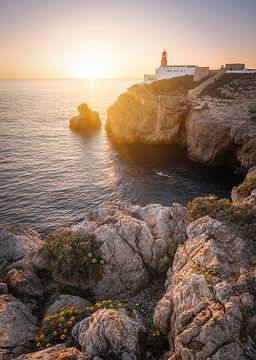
top-left (70, 60), bottom-right (111, 79)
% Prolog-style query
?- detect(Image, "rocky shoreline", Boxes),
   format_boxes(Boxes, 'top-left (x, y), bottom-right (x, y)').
top-left (0, 167), bottom-right (255, 359)
top-left (106, 74), bottom-right (256, 171)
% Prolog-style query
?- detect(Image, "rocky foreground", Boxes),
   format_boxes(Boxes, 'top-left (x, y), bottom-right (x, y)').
top-left (0, 168), bottom-right (256, 359)
top-left (106, 74), bottom-right (256, 171)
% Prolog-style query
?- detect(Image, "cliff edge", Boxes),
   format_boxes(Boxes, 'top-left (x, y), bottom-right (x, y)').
top-left (106, 74), bottom-right (256, 170)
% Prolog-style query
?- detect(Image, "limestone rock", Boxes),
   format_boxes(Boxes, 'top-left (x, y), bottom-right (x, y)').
top-left (106, 84), bottom-right (190, 144)
top-left (0, 294), bottom-right (38, 359)
top-left (14, 344), bottom-right (86, 359)
top-left (8, 268), bottom-right (45, 297)
top-left (44, 295), bottom-right (91, 317)
top-left (154, 216), bottom-right (256, 359)
top-left (187, 74), bottom-right (256, 170)
top-left (49, 202), bottom-right (189, 298)
top-left (72, 308), bottom-right (145, 359)
top-left (0, 224), bottom-right (43, 272)
top-left (70, 103), bottom-right (101, 132)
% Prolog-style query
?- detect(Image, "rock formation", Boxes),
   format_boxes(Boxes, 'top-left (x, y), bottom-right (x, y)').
top-left (70, 103), bottom-right (101, 132)
top-left (0, 295), bottom-right (38, 359)
top-left (154, 216), bottom-right (256, 359)
top-left (14, 344), bottom-right (85, 360)
top-left (72, 308), bottom-right (145, 359)
top-left (106, 74), bottom-right (256, 170)
top-left (43, 202), bottom-right (189, 298)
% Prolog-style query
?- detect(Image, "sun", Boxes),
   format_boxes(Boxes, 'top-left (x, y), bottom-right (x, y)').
top-left (70, 60), bottom-right (111, 79)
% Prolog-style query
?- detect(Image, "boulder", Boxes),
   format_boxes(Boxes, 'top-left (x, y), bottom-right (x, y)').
top-left (0, 224), bottom-right (43, 272)
top-left (7, 268), bottom-right (45, 297)
top-left (47, 202), bottom-right (189, 298)
top-left (14, 344), bottom-right (86, 359)
top-left (44, 295), bottom-right (91, 317)
top-left (72, 308), bottom-right (145, 359)
top-left (70, 103), bottom-right (101, 132)
top-left (154, 216), bottom-right (256, 359)
top-left (0, 294), bottom-right (38, 359)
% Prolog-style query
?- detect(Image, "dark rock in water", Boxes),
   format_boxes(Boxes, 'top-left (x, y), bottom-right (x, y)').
top-left (70, 103), bottom-right (101, 132)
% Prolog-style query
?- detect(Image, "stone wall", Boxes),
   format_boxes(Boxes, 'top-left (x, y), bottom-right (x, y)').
top-left (193, 67), bottom-right (209, 82)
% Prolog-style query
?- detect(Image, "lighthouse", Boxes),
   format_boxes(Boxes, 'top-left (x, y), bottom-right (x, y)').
top-left (161, 49), bottom-right (168, 67)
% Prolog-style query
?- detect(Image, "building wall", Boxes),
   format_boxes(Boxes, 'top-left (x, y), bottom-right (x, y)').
top-left (155, 66), bottom-right (196, 80)
top-left (225, 63), bottom-right (245, 71)
top-left (193, 67), bottom-right (209, 82)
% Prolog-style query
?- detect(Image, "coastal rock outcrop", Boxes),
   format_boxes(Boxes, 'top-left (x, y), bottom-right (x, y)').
top-left (106, 74), bottom-right (256, 170)
top-left (154, 216), bottom-right (256, 359)
top-left (231, 166), bottom-right (256, 206)
top-left (70, 103), bottom-right (101, 132)
top-left (0, 224), bottom-right (43, 272)
top-left (187, 74), bottom-right (256, 169)
top-left (72, 308), bottom-right (145, 359)
top-left (106, 83), bottom-right (190, 144)
top-left (41, 202), bottom-right (190, 298)
top-left (0, 294), bottom-right (38, 359)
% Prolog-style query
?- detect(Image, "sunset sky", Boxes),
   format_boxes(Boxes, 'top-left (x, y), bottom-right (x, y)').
top-left (0, 0), bottom-right (255, 79)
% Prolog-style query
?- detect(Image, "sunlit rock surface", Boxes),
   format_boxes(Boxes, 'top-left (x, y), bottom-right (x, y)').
top-left (107, 74), bottom-right (256, 170)
top-left (154, 216), bottom-right (256, 360)
top-left (14, 344), bottom-right (86, 360)
top-left (72, 308), bottom-right (145, 359)
top-left (48, 202), bottom-right (190, 298)
top-left (70, 103), bottom-right (101, 132)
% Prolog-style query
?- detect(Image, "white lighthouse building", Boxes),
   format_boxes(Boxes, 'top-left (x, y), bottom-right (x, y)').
top-left (144, 50), bottom-right (199, 82)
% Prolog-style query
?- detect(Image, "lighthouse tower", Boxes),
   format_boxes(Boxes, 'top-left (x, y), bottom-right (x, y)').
top-left (161, 49), bottom-right (168, 67)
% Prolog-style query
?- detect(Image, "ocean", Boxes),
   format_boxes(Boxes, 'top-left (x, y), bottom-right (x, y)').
top-left (0, 79), bottom-right (241, 235)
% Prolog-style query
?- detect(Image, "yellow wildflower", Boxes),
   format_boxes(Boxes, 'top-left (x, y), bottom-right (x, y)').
top-left (53, 331), bottom-right (58, 336)
top-left (70, 316), bottom-right (75, 321)
top-left (68, 320), bottom-right (73, 326)
top-left (60, 334), bottom-right (65, 340)
top-left (40, 334), bottom-right (44, 339)
top-left (59, 317), bottom-right (64, 322)
top-left (46, 343), bottom-right (51, 348)
top-left (109, 304), bottom-right (113, 308)
top-left (117, 303), bottom-right (123, 308)
top-left (36, 343), bottom-right (40, 348)
top-left (63, 328), bottom-right (68, 333)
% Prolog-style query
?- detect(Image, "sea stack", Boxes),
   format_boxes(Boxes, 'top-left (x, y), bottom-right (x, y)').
top-left (70, 103), bottom-right (101, 132)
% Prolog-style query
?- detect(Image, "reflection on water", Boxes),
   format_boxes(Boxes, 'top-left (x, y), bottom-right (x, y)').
top-left (0, 79), bottom-right (242, 235)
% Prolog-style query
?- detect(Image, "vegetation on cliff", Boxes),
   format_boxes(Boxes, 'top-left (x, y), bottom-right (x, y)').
top-left (188, 195), bottom-right (256, 242)
top-left (39, 228), bottom-right (104, 280)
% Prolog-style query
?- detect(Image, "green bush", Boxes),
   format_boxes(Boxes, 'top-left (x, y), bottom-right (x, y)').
top-left (39, 228), bottom-right (105, 280)
top-left (36, 300), bottom-right (141, 350)
top-left (236, 176), bottom-right (256, 198)
top-left (188, 195), bottom-right (256, 242)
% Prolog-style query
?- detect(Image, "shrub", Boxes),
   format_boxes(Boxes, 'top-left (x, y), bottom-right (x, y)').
top-left (188, 195), bottom-right (256, 242)
top-left (39, 228), bottom-right (105, 280)
top-left (236, 176), bottom-right (256, 198)
top-left (36, 300), bottom-right (141, 350)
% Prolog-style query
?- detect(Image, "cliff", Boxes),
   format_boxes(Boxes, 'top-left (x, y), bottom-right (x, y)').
top-left (70, 103), bottom-right (101, 132)
top-left (106, 74), bottom-right (256, 170)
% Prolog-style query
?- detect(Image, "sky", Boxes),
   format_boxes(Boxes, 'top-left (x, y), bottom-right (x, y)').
top-left (0, 0), bottom-right (255, 79)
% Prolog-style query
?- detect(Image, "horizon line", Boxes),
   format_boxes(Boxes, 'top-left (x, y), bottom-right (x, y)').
top-left (0, 77), bottom-right (143, 81)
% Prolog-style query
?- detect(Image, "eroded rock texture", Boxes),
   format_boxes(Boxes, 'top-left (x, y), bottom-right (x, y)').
top-left (0, 224), bottom-right (43, 272)
top-left (44, 294), bottom-right (91, 317)
top-left (14, 344), bottom-right (86, 359)
top-left (106, 85), bottom-right (190, 144)
top-left (70, 103), bottom-right (101, 132)
top-left (51, 202), bottom-right (190, 298)
top-left (0, 295), bottom-right (38, 359)
top-left (154, 216), bottom-right (256, 360)
top-left (186, 74), bottom-right (256, 170)
top-left (72, 308), bottom-right (145, 360)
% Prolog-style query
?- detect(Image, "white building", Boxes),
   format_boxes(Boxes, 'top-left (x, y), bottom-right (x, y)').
top-left (144, 50), bottom-right (198, 82)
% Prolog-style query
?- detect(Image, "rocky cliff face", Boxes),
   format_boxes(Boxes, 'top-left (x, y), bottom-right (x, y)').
top-left (106, 74), bottom-right (256, 170)
top-left (106, 85), bottom-right (190, 145)
top-left (187, 74), bottom-right (256, 169)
